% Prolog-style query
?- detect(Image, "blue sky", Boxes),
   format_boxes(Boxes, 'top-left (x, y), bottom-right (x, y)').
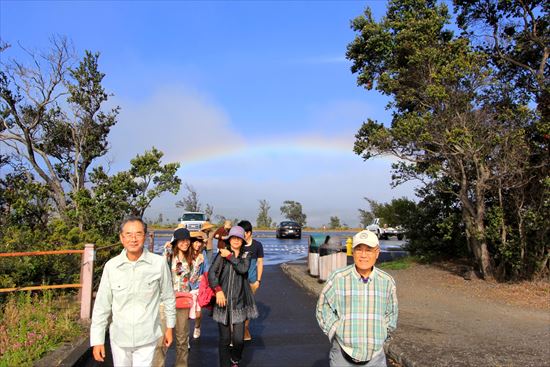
top-left (1, 0), bottom-right (418, 227)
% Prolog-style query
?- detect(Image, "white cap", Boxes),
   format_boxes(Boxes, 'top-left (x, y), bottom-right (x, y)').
top-left (352, 230), bottom-right (379, 248)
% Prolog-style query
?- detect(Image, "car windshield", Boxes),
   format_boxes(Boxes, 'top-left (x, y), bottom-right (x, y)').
top-left (281, 221), bottom-right (299, 226)
top-left (181, 213), bottom-right (206, 221)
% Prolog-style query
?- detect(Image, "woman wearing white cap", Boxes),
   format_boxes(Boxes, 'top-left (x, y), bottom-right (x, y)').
top-left (208, 225), bottom-right (258, 367)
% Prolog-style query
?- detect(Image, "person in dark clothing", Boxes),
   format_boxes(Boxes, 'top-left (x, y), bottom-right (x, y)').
top-left (237, 220), bottom-right (264, 341)
top-left (208, 226), bottom-right (258, 367)
top-left (213, 220), bottom-right (232, 250)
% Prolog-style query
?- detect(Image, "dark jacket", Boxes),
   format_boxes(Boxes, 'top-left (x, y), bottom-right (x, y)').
top-left (208, 251), bottom-right (258, 325)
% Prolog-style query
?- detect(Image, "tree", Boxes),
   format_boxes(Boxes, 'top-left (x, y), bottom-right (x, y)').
top-left (402, 180), bottom-right (467, 261)
top-left (358, 209), bottom-right (374, 229)
top-left (358, 197), bottom-right (416, 228)
top-left (453, 0), bottom-right (549, 280)
top-left (346, 0), bottom-right (541, 279)
top-left (256, 199), bottom-right (273, 228)
top-left (175, 183), bottom-right (213, 215)
top-left (0, 156), bottom-right (51, 231)
top-left (0, 37), bottom-right (119, 220)
top-left (72, 148), bottom-right (180, 236)
top-left (128, 147), bottom-right (181, 218)
top-left (280, 200), bottom-right (306, 226)
top-left (455, 0), bottom-right (549, 118)
top-left (204, 204), bottom-right (214, 220)
top-left (329, 216), bottom-right (341, 229)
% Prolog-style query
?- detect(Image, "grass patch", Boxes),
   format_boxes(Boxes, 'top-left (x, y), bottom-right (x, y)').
top-left (379, 256), bottom-right (418, 270)
top-left (0, 291), bottom-right (84, 367)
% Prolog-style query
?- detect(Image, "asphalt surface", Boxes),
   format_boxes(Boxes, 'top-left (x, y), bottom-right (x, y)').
top-left (82, 264), bottom-right (331, 367)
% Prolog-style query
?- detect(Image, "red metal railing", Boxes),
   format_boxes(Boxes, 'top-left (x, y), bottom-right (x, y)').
top-left (0, 245), bottom-right (95, 320)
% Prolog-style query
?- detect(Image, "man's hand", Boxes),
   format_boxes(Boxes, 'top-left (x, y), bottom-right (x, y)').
top-left (164, 328), bottom-right (173, 347)
top-left (219, 248), bottom-right (231, 258)
top-left (93, 345), bottom-right (106, 362)
top-left (216, 290), bottom-right (226, 307)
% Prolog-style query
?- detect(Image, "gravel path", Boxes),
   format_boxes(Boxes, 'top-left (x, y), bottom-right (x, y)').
top-left (282, 261), bottom-right (550, 367)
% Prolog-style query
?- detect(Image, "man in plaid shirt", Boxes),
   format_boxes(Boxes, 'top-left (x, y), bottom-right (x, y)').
top-left (316, 230), bottom-right (398, 366)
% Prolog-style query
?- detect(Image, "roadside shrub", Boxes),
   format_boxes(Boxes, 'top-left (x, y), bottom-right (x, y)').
top-left (0, 291), bottom-right (83, 367)
top-left (402, 184), bottom-right (469, 262)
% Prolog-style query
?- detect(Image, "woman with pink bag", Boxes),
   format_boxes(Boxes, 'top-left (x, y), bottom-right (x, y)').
top-left (153, 227), bottom-right (201, 367)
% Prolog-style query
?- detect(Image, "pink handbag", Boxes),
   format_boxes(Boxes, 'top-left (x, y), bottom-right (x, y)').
top-left (198, 272), bottom-right (215, 308)
top-left (175, 292), bottom-right (193, 309)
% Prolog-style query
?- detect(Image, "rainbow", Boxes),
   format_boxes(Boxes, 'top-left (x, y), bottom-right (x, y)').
top-left (175, 136), bottom-right (357, 168)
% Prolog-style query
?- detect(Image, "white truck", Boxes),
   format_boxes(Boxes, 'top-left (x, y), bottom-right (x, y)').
top-left (366, 218), bottom-right (404, 240)
top-left (178, 212), bottom-right (207, 231)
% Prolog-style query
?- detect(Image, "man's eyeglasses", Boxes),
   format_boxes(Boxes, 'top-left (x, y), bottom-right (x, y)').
top-left (354, 248), bottom-right (379, 255)
top-left (123, 232), bottom-right (145, 239)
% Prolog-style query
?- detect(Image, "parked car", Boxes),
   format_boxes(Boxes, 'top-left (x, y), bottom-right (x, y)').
top-left (178, 212), bottom-right (207, 231)
top-left (276, 221), bottom-right (302, 239)
top-left (366, 218), bottom-right (404, 240)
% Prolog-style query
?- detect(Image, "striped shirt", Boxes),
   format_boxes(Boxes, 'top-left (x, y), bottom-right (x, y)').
top-left (316, 265), bottom-right (398, 362)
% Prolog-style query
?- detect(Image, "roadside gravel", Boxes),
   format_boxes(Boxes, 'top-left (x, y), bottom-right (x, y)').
top-left (281, 261), bottom-right (550, 367)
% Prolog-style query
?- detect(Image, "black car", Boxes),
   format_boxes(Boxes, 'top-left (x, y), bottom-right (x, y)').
top-left (276, 221), bottom-right (302, 239)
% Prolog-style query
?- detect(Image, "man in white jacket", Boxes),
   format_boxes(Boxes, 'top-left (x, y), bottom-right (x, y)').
top-left (90, 216), bottom-right (176, 366)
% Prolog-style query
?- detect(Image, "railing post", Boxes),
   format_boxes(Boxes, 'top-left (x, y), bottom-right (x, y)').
top-left (149, 231), bottom-right (155, 252)
top-left (80, 243), bottom-right (95, 321)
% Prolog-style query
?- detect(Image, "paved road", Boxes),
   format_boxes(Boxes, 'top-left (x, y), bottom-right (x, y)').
top-left (83, 264), bottom-right (331, 367)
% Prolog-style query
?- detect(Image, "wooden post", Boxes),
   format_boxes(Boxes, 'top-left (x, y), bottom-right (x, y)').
top-left (80, 243), bottom-right (95, 321)
top-left (149, 231), bottom-right (155, 252)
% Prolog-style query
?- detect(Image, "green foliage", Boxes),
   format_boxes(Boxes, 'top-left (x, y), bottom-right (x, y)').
top-left (358, 208), bottom-right (375, 228)
top-left (454, 0), bottom-right (548, 103)
top-left (359, 197), bottom-right (416, 228)
top-left (0, 291), bottom-right (83, 367)
top-left (378, 256), bottom-right (418, 270)
top-left (71, 148), bottom-right (181, 237)
top-left (347, 0), bottom-right (549, 279)
top-left (74, 166), bottom-right (136, 237)
top-left (0, 219), bottom-right (114, 290)
top-left (402, 183), bottom-right (468, 262)
top-left (329, 216), bottom-right (341, 229)
top-left (0, 163), bottom-right (50, 230)
top-left (0, 38), bottom-right (119, 216)
top-left (280, 200), bottom-right (307, 226)
top-left (129, 147), bottom-right (181, 218)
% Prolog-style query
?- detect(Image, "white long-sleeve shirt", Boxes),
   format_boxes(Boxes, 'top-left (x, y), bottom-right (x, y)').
top-left (90, 248), bottom-right (176, 347)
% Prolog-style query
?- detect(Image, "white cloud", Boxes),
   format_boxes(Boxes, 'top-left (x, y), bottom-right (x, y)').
top-left (105, 85), bottom-right (245, 170)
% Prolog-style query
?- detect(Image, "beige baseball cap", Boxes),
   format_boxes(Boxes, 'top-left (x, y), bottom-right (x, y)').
top-left (352, 230), bottom-right (379, 248)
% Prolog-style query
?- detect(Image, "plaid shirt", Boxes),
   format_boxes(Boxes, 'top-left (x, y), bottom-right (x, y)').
top-left (316, 265), bottom-right (398, 362)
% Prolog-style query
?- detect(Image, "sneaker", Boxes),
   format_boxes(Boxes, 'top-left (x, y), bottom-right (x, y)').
top-left (188, 341), bottom-right (191, 350)
top-left (193, 327), bottom-right (201, 339)
top-left (230, 359), bottom-right (239, 367)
